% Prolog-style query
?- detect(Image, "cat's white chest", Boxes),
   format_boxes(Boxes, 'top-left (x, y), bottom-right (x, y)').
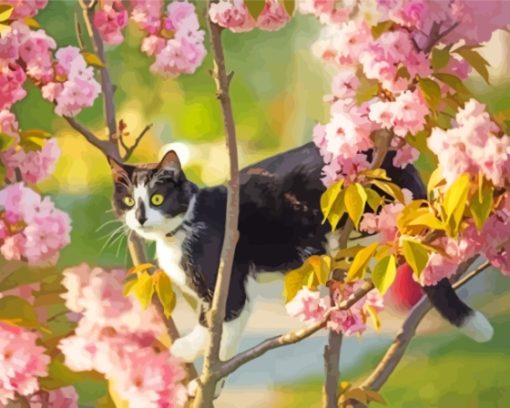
top-left (156, 232), bottom-right (197, 300)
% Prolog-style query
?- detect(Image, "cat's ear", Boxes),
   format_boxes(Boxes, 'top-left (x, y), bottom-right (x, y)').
top-left (157, 150), bottom-right (181, 181)
top-left (107, 156), bottom-right (131, 184)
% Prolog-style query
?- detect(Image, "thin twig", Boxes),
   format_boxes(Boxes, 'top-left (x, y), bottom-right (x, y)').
top-left (74, 12), bottom-right (85, 50)
top-left (192, 2), bottom-right (241, 406)
top-left (123, 124), bottom-right (153, 161)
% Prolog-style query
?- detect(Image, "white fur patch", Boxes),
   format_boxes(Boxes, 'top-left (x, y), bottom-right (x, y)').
top-left (460, 311), bottom-right (494, 343)
top-left (220, 304), bottom-right (251, 361)
top-left (170, 324), bottom-right (209, 362)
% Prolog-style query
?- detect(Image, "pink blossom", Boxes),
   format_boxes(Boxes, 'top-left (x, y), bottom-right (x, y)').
top-left (47, 387), bottom-right (79, 407)
top-left (93, 1), bottom-right (128, 45)
top-left (393, 143), bottom-right (419, 168)
top-left (141, 35), bottom-right (166, 56)
top-left (130, 0), bottom-right (163, 33)
top-left (0, 322), bottom-right (49, 404)
top-left (18, 28), bottom-right (56, 83)
top-left (150, 37), bottom-right (206, 77)
top-left (165, 1), bottom-right (199, 34)
top-left (285, 287), bottom-right (328, 323)
top-left (0, 62), bottom-right (27, 110)
top-left (209, 0), bottom-right (256, 33)
top-left (257, 0), bottom-right (291, 32)
top-left (327, 70), bottom-right (360, 101)
top-left (59, 265), bottom-right (187, 407)
top-left (2, 0), bottom-right (48, 20)
top-left (428, 99), bottom-right (510, 186)
top-left (0, 109), bottom-right (18, 137)
top-left (0, 233), bottom-right (26, 261)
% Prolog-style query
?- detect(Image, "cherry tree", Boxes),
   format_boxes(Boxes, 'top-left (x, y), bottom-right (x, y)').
top-left (0, 1), bottom-right (509, 408)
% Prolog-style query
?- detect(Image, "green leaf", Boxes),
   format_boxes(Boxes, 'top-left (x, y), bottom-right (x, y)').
top-left (0, 295), bottom-right (39, 328)
top-left (0, 5), bottom-right (13, 22)
top-left (125, 272), bottom-right (154, 309)
top-left (372, 255), bottom-right (397, 295)
top-left (455, 47), bottom-right (490, 84)
top-left (427, 167), bottom-right (446, 199)
top-left (356, 75), bottom-right (380, 104)
top-left (470, 179), bottom-right (493, 231)
top-left (443, 173), bottom-right (470, 236)
top-left (82, 51), bottom-right (106, 68)
top-left (431, 47), bottom-right (450, 70)
top-left (418, 78), bottom-right (441, 110)
top-left (344, 183), bottom-right (367, 229)
top-left (320, 180), bottom-right (344, 222)
top-left (19, 137), bottom-right (44, 152)
top-left (154, 271), bottom-right (176, 319)
top-left (433, 73), bottom-right (471, 95)
top-left (20, 129), bottom-right (52, 139)
top-left (283, 0), bottom-right (295, 16)
top-left (245, 0), bottom-right (265, 19)
top-left (40, 357), bottom-right (89, 390)
top-left (371, 20), bottom-right (394, 39)
top-left (402, 239), bottom-right (430, 278)
top-left (0, 132), bottom-right (14, 151)
top-left (371, 179), bottom-right (405, 203)
top-left (346, 242), bottom-right (378, 282)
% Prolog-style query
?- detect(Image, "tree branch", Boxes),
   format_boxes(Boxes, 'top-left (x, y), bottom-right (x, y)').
top-left (217, 280), bottom-right (374, 378)
top-left (192, 3), bottom-right (241, 407)
top-left (350, 260), bottom-right (491, 407)
top-left (79, 0), bottom-right (117, 140)
top-left (122, 124), bottom-right (153, 161)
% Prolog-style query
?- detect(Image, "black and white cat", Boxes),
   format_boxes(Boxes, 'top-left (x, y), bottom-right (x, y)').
top-left (108, 143), bottom-right (493, 366)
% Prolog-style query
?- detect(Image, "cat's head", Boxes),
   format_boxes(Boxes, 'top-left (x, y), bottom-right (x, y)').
top-left (107, 151), bottom-right (196, 241)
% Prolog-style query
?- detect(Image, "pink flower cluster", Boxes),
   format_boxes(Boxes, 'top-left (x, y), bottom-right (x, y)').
top-left (377, 0), bottom-right (510, 45)
top-left (41, 46), bottom-right (101, 117)
top-left (428, 99), bottom-right (510, 187)
top-left (209, 0), bottom-right (291, 33)
top-left (0, 183), bottom-right (71, 265)
top-left (93, 0), bottom-right (129, 45)
top-left (131, 0), bottom-right (206, 77)
top-left (0, 0), bottom-right (48, 20)
top-left (59, 264), bottom-right (187, 408)
top-left (0, 110), bottom-right (60, 184)
top-left (0, 322), bottom-right (49, 404)
top-left (286, 284), bottom-right (384, 336)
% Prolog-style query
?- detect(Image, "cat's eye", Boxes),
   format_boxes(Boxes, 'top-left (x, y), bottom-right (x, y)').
top-left (123, 196), bottom-right (135, 207)
top-left (151, 193), bottom-right (164, 206)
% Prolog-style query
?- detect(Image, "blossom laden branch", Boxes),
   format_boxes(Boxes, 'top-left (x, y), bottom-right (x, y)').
top-left (122, 123), bottom-right (153, 161)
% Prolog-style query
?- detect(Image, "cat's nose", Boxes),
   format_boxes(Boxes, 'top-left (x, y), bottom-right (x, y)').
top-left (135, 202), bottom-right (147, 226)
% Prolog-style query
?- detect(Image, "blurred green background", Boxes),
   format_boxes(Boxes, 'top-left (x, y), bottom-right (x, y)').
top-left (5, 1), bottom-right (510, 406)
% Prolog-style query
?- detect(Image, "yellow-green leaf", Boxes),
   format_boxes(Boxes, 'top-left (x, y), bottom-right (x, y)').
top-left (433, 72), bottom-right (471, 95)
top-left (344, 183), bottom-right (367, 229)
top-left (362, 168), bottom-right (390, 181)
top-left (23, 16), bottom-right (41, 28)
top-left (365, 305), bottom-right (381, 332)
top-left (470, 180), bottom-right (493, 231)
top-left (335, 245), bottom-right (365, 260)
top-left (402, 239), bottom-right (430, 278)
top-left (431, 47), bottom-right (450, 70)
top-left (328, 189), bottom-right (346, 231)
top-left (283, 262), bottom-right (313, 302)
top-left (154, 271), bottom-right (176, 319)
top-left (320, 180), bottom-right (344, 222)
top-left (0, 296), bottom-right (39, 328)
top-left (20, 129), bottom-right (52, 139)
top-left (0, 5), bottom-right (13, 22)
top-left (82, 51), bottom-right (106, 68)
top-left (407, 212), bottom-right (445, 231)
top-left (0, 133), bottom-right (14, 151)
top-left (364, 388), bottom-right (387, 405)
top-left (346, 242), bottom-right (378, 282)
top-left (128, 262), bottom-right (155, 275)
top-left (371, 255), bottom-right (396, 295)
top-left (365, 188), bottom-right (383, 211)
top-left (371, 179), bottom-right (405, 203)
top-left (427, 167), bottom-right (445, 198)
top-left (371, 20), bottom-right (394, 39)
top-left (245, 0), bottom-right (265, 19)
top-left (283, 0), bottom-right (295, 16)
top-left (443, 173), bottom-right (470, 236)
top-left (108, 381), bottom-right (129, 408)
top-left (455, 47), bottom-right (490, 84)
top-left (126, 272), bottom-right (154, 309)
top-left (418, 78), bottom-right (441, 109)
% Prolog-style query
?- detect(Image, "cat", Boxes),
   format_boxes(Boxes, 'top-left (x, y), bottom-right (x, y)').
top-left (108, 142), bottom-right (493, 372)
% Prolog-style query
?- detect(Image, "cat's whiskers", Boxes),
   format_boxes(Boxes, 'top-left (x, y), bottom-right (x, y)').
top-left (95, 218), bottom-right (121, 233)
top-left (100, 224), bottom-right (129, 254)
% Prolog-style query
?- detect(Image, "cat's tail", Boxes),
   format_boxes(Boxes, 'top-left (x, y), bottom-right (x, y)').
top-left (423, 278), bottom-right (494, 343)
